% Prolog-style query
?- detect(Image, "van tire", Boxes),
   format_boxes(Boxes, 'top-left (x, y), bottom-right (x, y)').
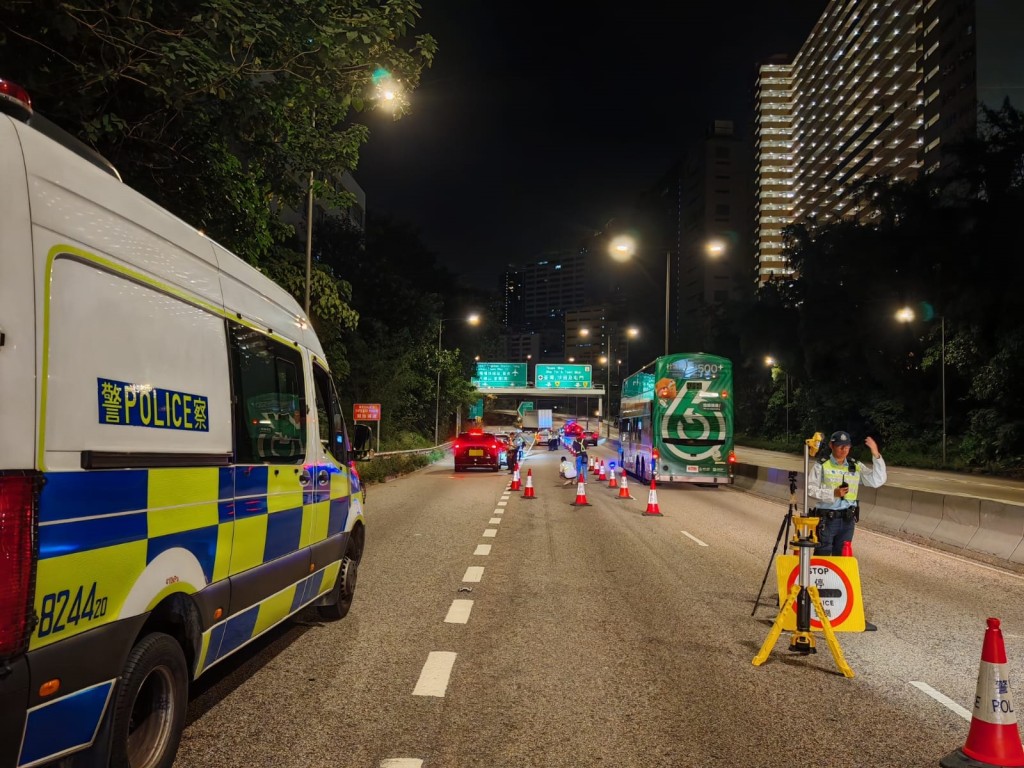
top-left (317, 547), bottom-right (359, 620)
top-left (108, 633), bottom-right (188, 768)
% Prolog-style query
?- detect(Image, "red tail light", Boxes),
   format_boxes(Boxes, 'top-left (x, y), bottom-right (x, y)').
top-left (453, 443), bottom-right (460, 451)
top-left (0, 473), bottom-right (38, 658)
top-left (727, 451), bottom-right (737, 464)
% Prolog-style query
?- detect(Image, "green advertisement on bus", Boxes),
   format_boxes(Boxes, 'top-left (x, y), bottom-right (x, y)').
top-left (619, 353), bottom-right (735, 485)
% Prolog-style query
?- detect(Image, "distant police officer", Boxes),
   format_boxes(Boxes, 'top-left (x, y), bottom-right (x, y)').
top-left (808, 430), bottom-right (887, 556)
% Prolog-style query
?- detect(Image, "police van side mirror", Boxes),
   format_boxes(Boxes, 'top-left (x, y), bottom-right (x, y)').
top-left (352, 423), bottom-right (373, 460)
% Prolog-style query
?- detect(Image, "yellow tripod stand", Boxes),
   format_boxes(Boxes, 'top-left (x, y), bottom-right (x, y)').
top-left (751, 435), bottom-right (856, 678)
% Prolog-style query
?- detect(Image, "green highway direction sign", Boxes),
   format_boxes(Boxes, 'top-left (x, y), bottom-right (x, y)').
top-left (471, 362), bottom-right (527, 389)
top-left (535, 364), bottom-right (593, 389)
top-left (468, 399), bottom-right (484, 419)
top-left (517, 401), bottom-right (534, 416)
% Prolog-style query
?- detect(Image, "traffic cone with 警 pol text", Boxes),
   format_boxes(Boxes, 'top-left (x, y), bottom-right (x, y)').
top-left (842, 541), bottom-right (853, 557)
top-left (598, 461), bottom-right (607, 481)
top-left (617, 469), bottom-right (632, 499)
top-left (510, 462), bottom-right (521, 491)
top-left (521, 468), bottom-right (536, 499)
top-left (643, 475), bottom-right (662, 516)
top-left (941, 618), bottom-right (1024, 768)
top-left (571, 480), bottom-right (591, 507)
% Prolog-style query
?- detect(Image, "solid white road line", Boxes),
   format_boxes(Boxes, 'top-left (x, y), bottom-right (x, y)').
top-left (474, 544), bottom-right (492, 555)
top-left (910, 681), bottom-right (971, 721)
top-left (483, 529), bottom-right (497, 537)
top-left (413, 652), bottom-right (457, 697)
top-left (489, 517), bottom-right (502, 524)
top-left (380, 759), bottom-right (423, 768)
top-left (463, 566), bottom-right (484, 582)
top-left (445, 599), bottom-right (474, 624)
top-left (681, 531), bottom-right (709, 547)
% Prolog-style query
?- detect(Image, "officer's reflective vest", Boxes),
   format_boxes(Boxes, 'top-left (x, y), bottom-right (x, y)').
top-left (821, 457), bottom-right (859, 503)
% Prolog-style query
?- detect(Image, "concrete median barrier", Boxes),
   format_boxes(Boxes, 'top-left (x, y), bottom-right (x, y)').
top-left (932, 494), bottom-right (981, 549)
top-left (735, 461), bottom-right (1024, 567)
top-left (969, 500), bottom-right (1024, 560)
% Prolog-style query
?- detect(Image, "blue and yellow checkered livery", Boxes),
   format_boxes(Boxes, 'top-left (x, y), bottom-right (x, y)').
top-left (32, 462), bottom-right (361, 660)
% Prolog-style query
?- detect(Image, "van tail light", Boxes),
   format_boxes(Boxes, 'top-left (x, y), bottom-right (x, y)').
top-left (0, 473), bottom-right (39, 658)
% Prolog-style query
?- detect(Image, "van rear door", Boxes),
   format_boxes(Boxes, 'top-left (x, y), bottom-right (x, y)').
top-left (0, 116), bottom-right (38, 471)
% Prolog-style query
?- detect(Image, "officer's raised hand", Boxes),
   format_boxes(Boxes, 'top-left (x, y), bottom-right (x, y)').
top-left (864, 435), bottom-right (881, 459)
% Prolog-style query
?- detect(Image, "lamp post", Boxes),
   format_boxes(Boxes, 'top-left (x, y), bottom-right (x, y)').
top-left (896, 306), bottom-right (946, 465)
top-left (435, 313), bottom-right (480, 446)
top-left (764, 356), bottom-right (789, 442)
top-left (609, 236), bottom-right (725, 357)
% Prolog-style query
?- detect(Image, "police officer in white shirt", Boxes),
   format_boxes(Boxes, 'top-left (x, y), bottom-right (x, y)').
top-left (807, 430), bottom-right (887, 556)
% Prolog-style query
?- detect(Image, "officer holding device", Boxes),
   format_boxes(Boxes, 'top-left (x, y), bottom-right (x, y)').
top-left (807, 430), bottom-right (887, 556)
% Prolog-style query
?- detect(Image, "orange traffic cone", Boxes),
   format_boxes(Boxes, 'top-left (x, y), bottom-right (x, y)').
top-left (522, 469), bottom-right (536, 499)
top-left (643, 475), bottom-right (662, 516)
top-left (588, 456), bottom-right (595, 473)
top-left (608, 466), bottom-right (618, 489)
top-left (510, 462), bottom-right (521, 491)
top-left (598, 461), bottom-right (607, 481)
top-left (941, 618), bottom-right (1024, 767)
top-left (570, 480), bottom-right (591, 507)
top-left (617, 469), bottom-right (632, 499)
top-left (841, 541), bottom-right (853, 557)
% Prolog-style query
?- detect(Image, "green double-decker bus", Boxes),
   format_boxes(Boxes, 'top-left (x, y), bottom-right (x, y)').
top-left (618, 353), bottom-right (736, 485)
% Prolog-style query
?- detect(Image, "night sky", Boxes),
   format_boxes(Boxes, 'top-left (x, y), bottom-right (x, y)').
top-left (357, 1), bottom-right (829, 290)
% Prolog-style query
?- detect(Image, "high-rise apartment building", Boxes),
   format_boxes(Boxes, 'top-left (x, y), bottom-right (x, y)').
top-left (754, 0), bottom-right (1024, 283)
top-left (501, 249), bottom-right (591, 362)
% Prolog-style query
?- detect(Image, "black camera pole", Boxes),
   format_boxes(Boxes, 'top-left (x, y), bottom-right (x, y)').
top-left (751, 470), bottom-right (799, 616)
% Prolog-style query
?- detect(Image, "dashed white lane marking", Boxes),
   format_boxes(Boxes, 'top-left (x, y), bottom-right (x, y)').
top-left (474, 544), bottom-right (492, 555)
top-left (380, 759), bottom-right (423, 768)
top-left (493, 508), bottom-right (503, 515)
top-left (489, 517), bottom-right (502, 524)
top-left (681, 531), bottom-right (709, 547)
top-left (497, 501), bottom-right (508, 506)
top-left (445, 599), bottom-right (474, 624)
top-left (463, 566), bottom-right (484, 582)
top-left (910, 681), bottom-right (971, 721)
top-left (483, 529), bottom-right (497, 538)
top-left (413, 652), bottom-right (457, 697)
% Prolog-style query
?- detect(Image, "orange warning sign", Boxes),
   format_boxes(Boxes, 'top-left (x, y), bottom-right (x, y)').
top-left (774, 555), bottom-right (866, 632)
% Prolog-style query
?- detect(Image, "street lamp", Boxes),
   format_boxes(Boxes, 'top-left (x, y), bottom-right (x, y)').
top-left (624, 326), bottom-right (639, 374)
top-left (896, 306), bottom-right (946, 465)
top-left (609, 236), bottom-right (725, 357)
top-left (609, 236), bottom-right (670, 356)
top-left (305, 73), bottom-right (407, 316)
top-left (435, 313), bottom-right (480, 445)
top-left (764, 356), bottom-right (790, 442)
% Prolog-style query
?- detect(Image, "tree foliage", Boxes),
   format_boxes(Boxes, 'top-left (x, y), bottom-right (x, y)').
top-left (0, 0), bottom-right (435, 339)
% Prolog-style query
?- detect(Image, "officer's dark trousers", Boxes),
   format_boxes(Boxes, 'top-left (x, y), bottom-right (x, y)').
top-left (814, 515), bottom-right (855, 555)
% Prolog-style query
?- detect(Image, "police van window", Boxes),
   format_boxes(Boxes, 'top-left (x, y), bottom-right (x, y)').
top-left (312, 363), bottom-right (347, 464)
top-left (228, 323), bottom-right (306, 464)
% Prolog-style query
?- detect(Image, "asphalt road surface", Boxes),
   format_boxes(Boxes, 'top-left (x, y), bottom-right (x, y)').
top-left (175, 444), bottom-right (1024, 768)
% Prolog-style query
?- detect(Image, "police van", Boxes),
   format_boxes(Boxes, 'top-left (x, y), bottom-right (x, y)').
top-left (0, 79), bottom-right (372, 768)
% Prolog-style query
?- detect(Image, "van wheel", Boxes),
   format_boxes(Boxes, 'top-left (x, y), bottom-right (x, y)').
top-left (318, 547), bottom-right (359, 620)
top-left (109, 633), bottom-right (188, 768)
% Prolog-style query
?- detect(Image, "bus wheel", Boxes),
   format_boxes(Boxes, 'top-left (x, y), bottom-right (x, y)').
top-left (109, 633), bottom-right (188, 768)
top-left (318, 545), bottom-right (359, 620)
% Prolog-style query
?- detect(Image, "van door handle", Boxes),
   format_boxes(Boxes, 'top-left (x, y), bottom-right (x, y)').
top-left (317, 470), bottom-right (329, 486)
